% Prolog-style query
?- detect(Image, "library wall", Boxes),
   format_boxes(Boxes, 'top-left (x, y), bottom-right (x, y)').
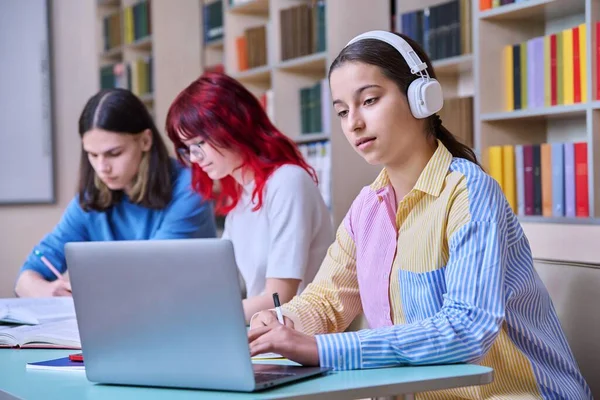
top-left (0, 0), bottom-right (98, 297)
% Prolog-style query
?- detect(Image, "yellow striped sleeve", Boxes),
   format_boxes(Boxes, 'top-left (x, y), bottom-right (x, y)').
top-left (281, 222), bottom-right (361, 336)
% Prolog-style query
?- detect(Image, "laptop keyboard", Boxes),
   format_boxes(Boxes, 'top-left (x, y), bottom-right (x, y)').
top-left (254, 371), bottom-right (297, 384)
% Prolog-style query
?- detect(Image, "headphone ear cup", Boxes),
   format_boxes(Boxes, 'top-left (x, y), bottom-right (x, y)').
top-left (407, 78), bottom-right (444, 119)
top-left (406, 78), bottom-right (425, 119)
top-left (420, 80), bottom-right (444, 118)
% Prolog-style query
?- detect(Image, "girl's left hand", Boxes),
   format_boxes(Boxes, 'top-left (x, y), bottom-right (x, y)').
top-left (248, 322), bottom-right (320, 367)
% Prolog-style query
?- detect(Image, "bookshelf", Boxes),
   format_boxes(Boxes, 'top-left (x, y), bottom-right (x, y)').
top-left (476, 0), bottom-right (598, 223)
top-left (395, 0), bottom-right (476, 149)
top-left (96, 0), bottom-right (154, 116)
top-left (212, 0), bottom-right (392, 226)
top-left (93, 0), bottom-right (600, 261)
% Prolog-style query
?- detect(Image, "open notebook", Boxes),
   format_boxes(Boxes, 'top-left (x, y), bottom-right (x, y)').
top-left (0, 297), bottom-right (75, 325)
top-left (0, 318), bottom-right (80, 349)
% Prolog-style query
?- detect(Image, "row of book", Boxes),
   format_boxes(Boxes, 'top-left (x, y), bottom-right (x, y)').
top-left (102, 0), bottom-right (152, 52)
top-left (300, 79), bottom-right (331, 136)
top-left (235, 25), bottom-right (268, 71)
top-left (400, 0), bottom-right (472, 62)
top-left (203, 0), bottom-right (223, 44)
top-left (122, 1), bottom-right (152, 45)
top-left (488, 142), bottom-right (589, 218)
top-left (102, 11), bottom-right (122, 52)
top-left (228, 0), bottom-right (253, 6)
top-left (437, 96), bottom-right (474, 148)
top-left (99, 57), bottom-right (153, 98)
top-left (480, 0), bottom-right (529, 11)
top-left (298, 140), bottom-right (331, 209)
top-left (504, 24), bottom-right (587, 111)
top-left (280, 1), bottom-right (326, 62)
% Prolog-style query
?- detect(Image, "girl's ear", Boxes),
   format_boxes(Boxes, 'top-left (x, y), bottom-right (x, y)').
top-left (140, 129), bottom-right (153, 152)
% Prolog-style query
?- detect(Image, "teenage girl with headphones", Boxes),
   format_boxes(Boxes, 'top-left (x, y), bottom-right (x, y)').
top-left (248, 31), bottom-right (591, 399)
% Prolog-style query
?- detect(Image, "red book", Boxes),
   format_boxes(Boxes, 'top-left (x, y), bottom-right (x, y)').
top-left (574, 142), bottom-right (589, 217)
top-left (550, 34), bottom-right (557, 106)
top-left (597, 22), bottom-right (600, 100)
top-left (573, 26), bottom-right (581, 103)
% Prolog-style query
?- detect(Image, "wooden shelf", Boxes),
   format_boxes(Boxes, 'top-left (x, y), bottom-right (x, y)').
top-left (205, 38), bottom-right (224, 50)
top-left (478, 0), bottom-right (585, 21)
top-left (432, 54), bottom-right (473, 76)
top-left (100, 45), bottom-right (123, 59)
top-left (126, 35), bottom-right (152, 51)
top-left (232, 65), bottom-right (271, 84)
top-left (480, 103), bottom-right (588, 122)
top-left (293, 133), bottom-right (330, 144)
top-left (519, 216), bottom-right (600, 225)
top-left (278, 52), bottom-right (328, 74)
top-left (229, 0), bottom-right (269, 15)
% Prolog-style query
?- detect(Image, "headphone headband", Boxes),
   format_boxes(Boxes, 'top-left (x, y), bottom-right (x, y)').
top-left (345, 30), bottom-right (428, 75)
top-left (343, 30), bottom-right (443, 119)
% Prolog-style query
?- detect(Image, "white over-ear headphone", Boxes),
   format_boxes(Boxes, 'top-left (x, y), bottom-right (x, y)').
top-left (345, 30), bottom-right (444, 119)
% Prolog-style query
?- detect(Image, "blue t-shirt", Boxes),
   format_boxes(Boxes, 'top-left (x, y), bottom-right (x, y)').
top-left (20, 159), bottom-right (217, 280)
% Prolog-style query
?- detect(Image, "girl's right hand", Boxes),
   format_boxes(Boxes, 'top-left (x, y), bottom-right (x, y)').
top-left (250, 310), bottom-right (295, 329)
top-left (47, 278), bottom-right (72, 297)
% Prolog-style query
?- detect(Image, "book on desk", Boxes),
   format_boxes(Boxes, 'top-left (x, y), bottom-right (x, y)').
top-left (26, 355), bottom-right (85, 372)
top-left (0, 317), bottom-right (80, 349)
top-left (0, 297), bottom-right (80, 349)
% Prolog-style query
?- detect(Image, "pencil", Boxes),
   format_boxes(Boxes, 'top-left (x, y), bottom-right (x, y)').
top-left (34, 249), bottom-right (64, 281)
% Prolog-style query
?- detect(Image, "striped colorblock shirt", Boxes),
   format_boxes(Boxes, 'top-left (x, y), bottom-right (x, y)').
top-left (282, 141), bottom-right (591, 399)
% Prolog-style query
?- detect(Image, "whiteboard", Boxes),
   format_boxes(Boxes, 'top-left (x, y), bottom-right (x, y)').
top-left (0, 0), bottom-right (54, 204)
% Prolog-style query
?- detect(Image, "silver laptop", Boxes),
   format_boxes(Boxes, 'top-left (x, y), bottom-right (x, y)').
top-left (65, 238), bottom-right (331, 392)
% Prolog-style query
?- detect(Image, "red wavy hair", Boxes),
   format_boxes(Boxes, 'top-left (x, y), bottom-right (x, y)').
top-left (166, 72), bottom-right (318, 216)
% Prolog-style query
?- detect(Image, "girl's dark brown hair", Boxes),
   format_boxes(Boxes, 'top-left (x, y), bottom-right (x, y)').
top-left (329, 32), bottom-right (480, 167)
top-left (77, 88), bottom-right (174, 211)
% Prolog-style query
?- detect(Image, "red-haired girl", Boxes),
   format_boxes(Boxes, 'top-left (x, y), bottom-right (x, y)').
top-left (166, 72), bottom-right (334, 323)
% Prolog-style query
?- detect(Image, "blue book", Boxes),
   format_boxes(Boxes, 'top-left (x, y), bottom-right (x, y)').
top-left (552, 143), bottom-right (565, 217)
top-left (564, 142), bottom-right (576, 217)
top-left (26, 356), bottom-right (84, 371)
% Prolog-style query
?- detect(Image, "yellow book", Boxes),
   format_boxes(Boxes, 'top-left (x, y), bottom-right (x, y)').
top-left (488, 146), bottom-right (504, 192)
top-left (125, 7), bottom-right (134, 44)
top-left (130, 61), bottom-right (139, 95)
top-left (544, 35), bottom-right (551, 106)
top-left (504, 45), bottom-right (514, 111)
top-left (557, 32), bottom-right (563, 105)
top-left (563, 28), bottom-right (574, 104)
top-left (502, 145), bottom-right (516, 212)
top-left (579, 23), bottom-right (587, 102)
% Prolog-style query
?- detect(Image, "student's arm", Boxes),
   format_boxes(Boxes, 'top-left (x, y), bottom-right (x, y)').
top-left (315, 176), bottom-right (511, 371)
top-left (15, 198), bottom-right (89, 297)
top-left (152, 168), bottom-right (217, 240)
top-left (242, 278), bottom-right (300, 322)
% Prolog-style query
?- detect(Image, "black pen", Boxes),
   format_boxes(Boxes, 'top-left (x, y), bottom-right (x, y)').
top-left (272, 292), bottom-right (285, 325)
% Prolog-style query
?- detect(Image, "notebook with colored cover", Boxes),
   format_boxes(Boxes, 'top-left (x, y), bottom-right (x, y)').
top-left (26, 356), bottom-right (85, 372)
top-left (0, 317), bottom-right (80, 349)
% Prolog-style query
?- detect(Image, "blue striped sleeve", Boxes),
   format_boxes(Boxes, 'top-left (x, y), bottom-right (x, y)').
top-left (315, 220), bottom-right (508, 370)
top-left (315, 331), bottom-right (361, 370)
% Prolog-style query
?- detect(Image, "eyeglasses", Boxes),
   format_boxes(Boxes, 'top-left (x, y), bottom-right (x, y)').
top-left (177, 142), bottom-right (206, 165)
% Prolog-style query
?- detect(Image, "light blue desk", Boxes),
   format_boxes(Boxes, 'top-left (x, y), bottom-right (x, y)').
top-left (0, 349), bottom-right (493, 399)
